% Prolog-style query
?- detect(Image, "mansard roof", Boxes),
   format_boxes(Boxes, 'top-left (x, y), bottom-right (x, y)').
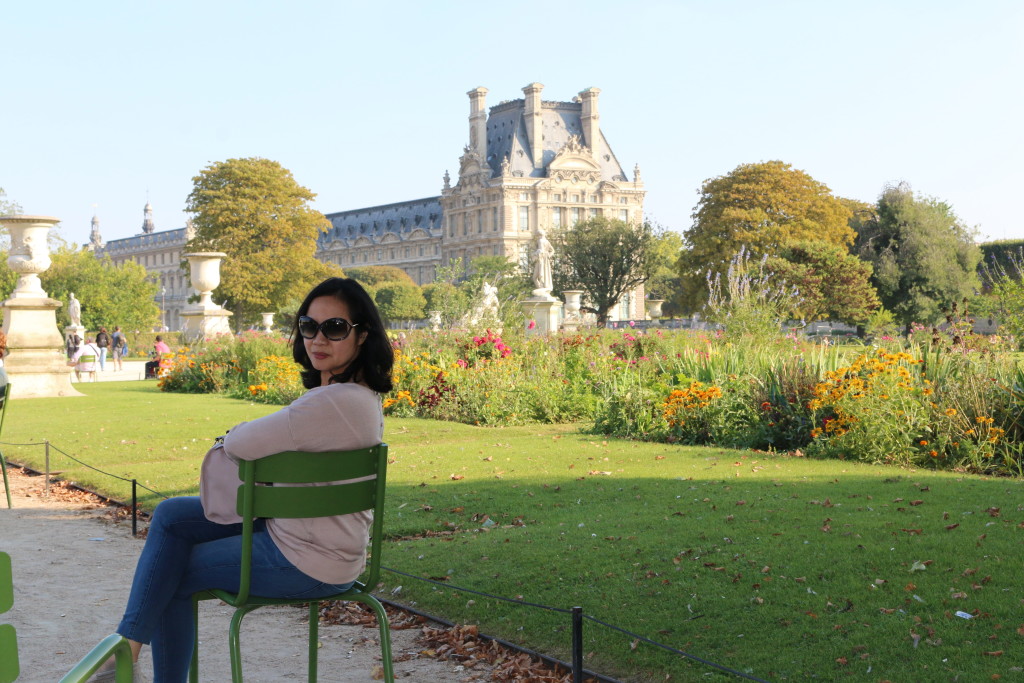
top-left (321, 196), bottom-right (443, 246)
top-left (485, 100), bottom-right (628, 181)
top-left (98, 227), bottom-right (187, 255)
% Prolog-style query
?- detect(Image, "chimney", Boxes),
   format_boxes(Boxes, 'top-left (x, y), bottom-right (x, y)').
top-left (467, 87), bottom-right (488, 160)
top-left (522, 82), bottom-right (544, 167)
top-left (579, 87), bottom-right (601, 152)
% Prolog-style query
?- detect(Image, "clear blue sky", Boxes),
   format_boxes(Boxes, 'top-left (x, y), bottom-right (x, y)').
top-left (3, 1), bottom-right (1022, 247)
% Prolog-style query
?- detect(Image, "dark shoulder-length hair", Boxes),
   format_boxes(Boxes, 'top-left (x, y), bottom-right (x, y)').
top-left (292, 278), bottom-right (394, 393)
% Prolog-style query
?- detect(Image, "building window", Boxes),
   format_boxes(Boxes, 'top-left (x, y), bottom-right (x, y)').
top-left (619, 196), bottom-right (628, 204)
top-left (390, 249), bottom-right (395, 259)
top-left (376, 249), bottom-right (382, 259)
top-left (553, 193), bottom-right (562, 201)
top-left (477, 210), bottom-right (483, 233)
top-left (619, 209), bottom-right (629, 222)
top-left (571, 207), bottom-right (581, 225)
top-left (493, 207), bottom-right (500, 231)
top-left (519, 244), bottom-right (530, 271)
top-left (449, 216), bottom-right (455, 237)
top-left (571, 193), bottom-right (580, 202)
top-left (589, 195), bottom-right (597, 203)
top-left (519, 191), bottom-right (528, 201)
top-left (519, 206), bottom-right (529, 231)
top-left (589, 208), bottom-right (599, 219)
top-left (419, 246), bottom-right (424, 256)
top-left (552, 207), bottom-right (562, 229)
top-left (463, 214), bottom-right (469, 236)
top-left (493, 245), bottom-right (500, 255)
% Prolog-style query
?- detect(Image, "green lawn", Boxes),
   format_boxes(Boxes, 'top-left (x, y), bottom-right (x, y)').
top-left (4, 383), bottom-right (1024, 681)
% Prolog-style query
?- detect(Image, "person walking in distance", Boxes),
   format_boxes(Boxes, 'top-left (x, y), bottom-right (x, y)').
top-left (96, 327), bottom-right (111, 371)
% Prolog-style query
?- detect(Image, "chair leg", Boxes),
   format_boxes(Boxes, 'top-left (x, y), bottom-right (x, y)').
top-left (228, 605), bottom-right (259, 683)
top-left (0, 450), bottom-right (11, 509)
top-left (189, 597), bottom-right (200, 683)
top-left (361, 598), bottom-right (394, 683)
top-left (307, 602), bottom-right (319, 683)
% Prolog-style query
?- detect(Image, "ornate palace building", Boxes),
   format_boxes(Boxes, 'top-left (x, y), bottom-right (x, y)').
top-left (93, 83), bottom-right (647, 327)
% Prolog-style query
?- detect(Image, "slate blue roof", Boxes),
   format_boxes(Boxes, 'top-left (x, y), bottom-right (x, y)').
top-left (485, 99), bottom-right (629, 181)
top-left (320, 196), bottom-right (443, 246)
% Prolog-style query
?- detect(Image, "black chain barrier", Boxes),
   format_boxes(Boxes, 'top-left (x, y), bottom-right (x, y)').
top-left (1, 440), bottom-right (773, 682)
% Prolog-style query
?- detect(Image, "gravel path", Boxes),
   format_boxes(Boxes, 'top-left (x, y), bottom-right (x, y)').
top-left (0, 467), bottom-right (481, 682)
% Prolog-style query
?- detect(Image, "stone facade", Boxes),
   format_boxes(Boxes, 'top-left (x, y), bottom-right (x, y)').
top-left (94, 83), bottom-right (647, 326)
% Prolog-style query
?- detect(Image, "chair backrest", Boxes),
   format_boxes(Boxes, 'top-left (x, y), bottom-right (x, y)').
top-left (0, 383), bottom-right (10, 438)
top-left (78, 355), bottom-right (97, 364)
top-left (233, 444), bottom-right (389, 603)
top-left (0, 551), bottom-right (19, 683)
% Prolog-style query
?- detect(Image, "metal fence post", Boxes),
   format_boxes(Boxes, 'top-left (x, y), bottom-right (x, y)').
top-left (44, 440), bottom-right (50, 498)
top-left (572, 606), bottom-right (583, 683)
top-left (131, 479), bottom-right (138, 537)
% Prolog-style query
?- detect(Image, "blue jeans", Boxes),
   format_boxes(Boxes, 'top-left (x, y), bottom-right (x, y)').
top-left (117, 497), bottom-right (353, 682)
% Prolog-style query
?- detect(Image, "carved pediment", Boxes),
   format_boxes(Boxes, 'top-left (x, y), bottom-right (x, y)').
top-left (548, 135), bottom-right (601, 183)
top-left (408, 228), bottom-right (431, 240)
top-left (380, 233), bottom-right (400, 244)
top-left (353, 236), bottom-right (374, 247)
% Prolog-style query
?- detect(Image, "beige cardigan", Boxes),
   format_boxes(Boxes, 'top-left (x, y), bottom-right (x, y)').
top-left (200, 382), bottom-right (384, 584)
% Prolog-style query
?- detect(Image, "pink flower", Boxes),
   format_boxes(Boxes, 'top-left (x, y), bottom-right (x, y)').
top-left (629, 321), bottom-right (635, 327)
top-left (528, 320), bottom-right (536, 330)
top-left (456, 358), bottom-right (468, 368)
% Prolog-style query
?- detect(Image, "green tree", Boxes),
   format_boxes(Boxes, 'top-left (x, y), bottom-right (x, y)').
top-left (679, 161), bottom-right (855, 312)
top-left (551, 216), bottom-right (659, 324)
top-left (345, 265), bottom-right (415, 288)
top-left (422, 258), bottom-right (470, 327)
top-left (185, 157), bottom-right (338, 328)
top-left (855, 182), bottom-right (981, 329)
top-left (374, 281), bottom-right (426, 324)
top-left (766, 241), bottom-right (880, 324)
top-left (646, 230), bottom-right (685, 318)
top-left (0, 188), bottom-right (20, 216)
top-left (32, 244), bottom-right (160, 330)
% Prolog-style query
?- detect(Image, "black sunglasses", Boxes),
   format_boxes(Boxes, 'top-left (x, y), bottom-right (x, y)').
top-left (297, 316), bottom-right (360, 341)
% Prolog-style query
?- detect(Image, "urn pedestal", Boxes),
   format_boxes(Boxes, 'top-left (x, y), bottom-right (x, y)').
top-left (260, 312), bottom-right (275, 333)
top-left (561, 290), bottom-right (584, 333)
top-left (180, 252), bottom-right (233, 341)
top-left (0, 215), bottom-right (81, 398)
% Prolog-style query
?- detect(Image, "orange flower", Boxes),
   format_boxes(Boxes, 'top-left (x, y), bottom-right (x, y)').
top-left (919, 440), bottom-right (929, 446)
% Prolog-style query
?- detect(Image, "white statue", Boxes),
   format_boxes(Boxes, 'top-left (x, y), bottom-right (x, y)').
top-left (480, 281), bottom-right (499, 317)
top-left (68, 292), bottom-right (82, 328)
top-left (532, 228), bottom-right (554, 295)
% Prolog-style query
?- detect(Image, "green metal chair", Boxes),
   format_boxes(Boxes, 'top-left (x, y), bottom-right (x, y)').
top-left (58, 634), bottom-right (134, 683)
top-left (0, 383), bottom-right (12, 508)
top-left (1, 551), bottom-right (19, 683)
top-left (189, 443), bottom-right (393, 683)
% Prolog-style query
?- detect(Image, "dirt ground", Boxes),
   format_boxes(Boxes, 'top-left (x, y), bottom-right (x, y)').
top-left (0, 467), bottom-right (488, 682)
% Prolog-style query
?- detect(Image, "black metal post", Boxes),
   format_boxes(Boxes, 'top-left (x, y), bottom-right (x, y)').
top-left (572, 606), bottom-right (583, 683)
top-left (131, 479), bottom-right (138, 537)
top-left (44, 440), bottom-right (50, 498)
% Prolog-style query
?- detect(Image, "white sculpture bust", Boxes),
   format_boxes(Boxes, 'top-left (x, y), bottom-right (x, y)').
top-left (68, 292), bottom-right (82, 327)
top-left (480, 281), bottom-right (499, 316)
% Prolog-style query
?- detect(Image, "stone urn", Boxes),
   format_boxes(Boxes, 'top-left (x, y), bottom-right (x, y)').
top-left (645, 299), bottom-right (666, 319)
top-left (0, 215), bottom-right (81, 397)
top-left (260, 312), bottom-right (275, 333)
top-left (181, 252), bottom-right (232, 341)
top-left (562, 290), bottom-right (584, 317)
top-left (6, 215), bottom-right (56, 299)
top-left (428, 310), bottom-right (442, 332)
top-left (186, 252), bottom-right (227, 309)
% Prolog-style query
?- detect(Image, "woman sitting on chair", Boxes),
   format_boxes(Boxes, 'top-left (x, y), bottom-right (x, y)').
top-left (88, 278), bottom-right (394, 681)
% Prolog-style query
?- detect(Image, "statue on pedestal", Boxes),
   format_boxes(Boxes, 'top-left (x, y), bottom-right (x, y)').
top-left (532, 228), bottom-right (554, 297)
top-left (68, 293), bottom-right (82, 328)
